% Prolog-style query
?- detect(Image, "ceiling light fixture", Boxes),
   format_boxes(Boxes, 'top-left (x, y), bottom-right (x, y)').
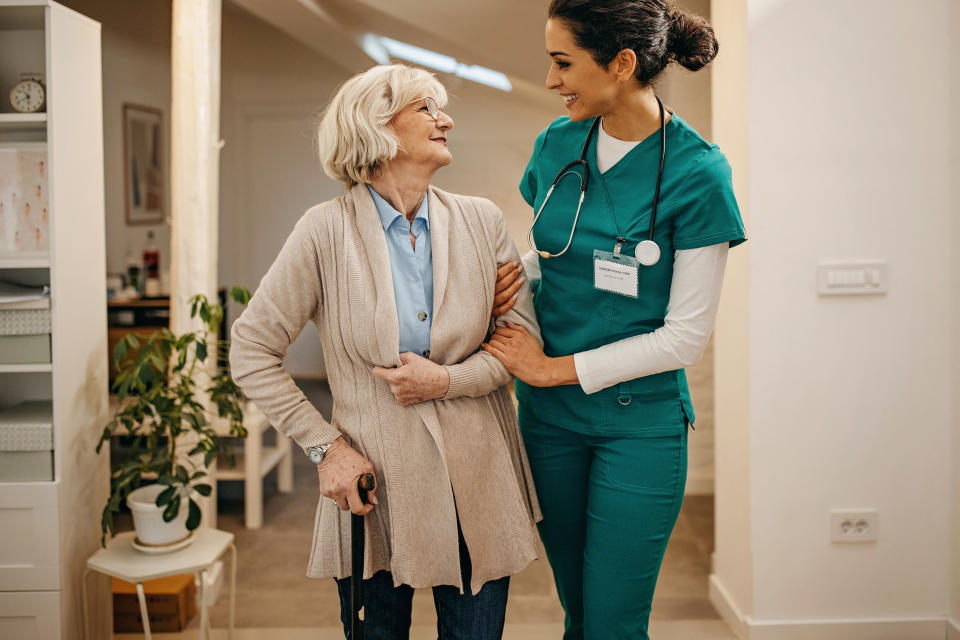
top-left (361, 34), bottom-right (512, 92)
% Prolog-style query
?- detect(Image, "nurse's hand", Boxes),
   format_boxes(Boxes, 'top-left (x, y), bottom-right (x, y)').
top-left (493, 261), bottom-right (525, 317)
top-left (372, 352), bottom-right (450, 406)
top-left (483, 322), bottom-right (578, 387)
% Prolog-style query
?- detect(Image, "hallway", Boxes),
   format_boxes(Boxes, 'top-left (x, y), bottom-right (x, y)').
top-left (128, 380), bottom-right (735, 638)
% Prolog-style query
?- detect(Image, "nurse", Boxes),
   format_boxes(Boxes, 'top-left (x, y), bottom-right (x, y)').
top-left (482, 1), bottom-right (746, 638)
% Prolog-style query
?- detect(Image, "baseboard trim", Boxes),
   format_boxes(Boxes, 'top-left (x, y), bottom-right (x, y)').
top-left (948, 617), bottom-right (960, 640)
top-left (707, 577), bottom-right (951, 640)
top-left (747, 617), bottom-right (946, 640)
top-left (708, 573), bottom-right (749, 639)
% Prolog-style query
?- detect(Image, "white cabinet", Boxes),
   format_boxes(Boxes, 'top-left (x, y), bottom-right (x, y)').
top-left (0, 2), bottom-right (108, 639)
top-left (0, 483), bottom-right (60, 591)
top-left (0, 591), bottom-right (61, 640)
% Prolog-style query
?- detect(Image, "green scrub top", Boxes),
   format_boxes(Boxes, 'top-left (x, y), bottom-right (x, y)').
top-left (515, 113), bottom-right (746, 437)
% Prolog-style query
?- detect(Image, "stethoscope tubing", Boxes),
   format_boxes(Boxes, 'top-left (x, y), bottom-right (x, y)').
top-left (527, 96), bottom-right (667, 264)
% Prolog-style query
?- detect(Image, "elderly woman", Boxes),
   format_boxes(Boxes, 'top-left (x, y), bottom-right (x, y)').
top-left (229, 64), bottom-right (541, 639)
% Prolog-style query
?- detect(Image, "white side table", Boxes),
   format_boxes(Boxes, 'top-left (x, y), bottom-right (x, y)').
top-left (81, 528), bottom-right (236, 640)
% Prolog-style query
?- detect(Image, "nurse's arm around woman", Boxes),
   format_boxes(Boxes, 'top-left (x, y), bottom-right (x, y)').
top-left (229, 64), bottom-right (542, 640)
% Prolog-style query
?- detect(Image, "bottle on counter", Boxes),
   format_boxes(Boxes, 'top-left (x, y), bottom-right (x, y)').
top-left (123, 248), bottom-right (141, 295)
top-left (143, 230), bottom-right (161, 297)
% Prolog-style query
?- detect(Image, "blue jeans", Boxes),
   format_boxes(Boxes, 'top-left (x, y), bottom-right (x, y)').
top-left (335, 524), bottom-right (510, 640)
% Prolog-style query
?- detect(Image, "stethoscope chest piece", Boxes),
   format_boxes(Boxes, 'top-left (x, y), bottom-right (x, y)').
top-left (634, 239), bottom-right (661, 266)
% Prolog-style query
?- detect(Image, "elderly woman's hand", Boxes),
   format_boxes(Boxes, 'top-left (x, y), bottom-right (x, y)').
top-left (372, 352), bottom-right (450, 405)
top-left (317, 437), bottom-right (378, 515)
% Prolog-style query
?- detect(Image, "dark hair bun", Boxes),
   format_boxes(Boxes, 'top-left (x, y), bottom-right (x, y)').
top-left (668, 11), bottom-right (718, 71)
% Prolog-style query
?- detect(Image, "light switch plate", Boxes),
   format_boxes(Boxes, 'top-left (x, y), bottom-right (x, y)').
top-left (818, 260), bottom-right (887, 296)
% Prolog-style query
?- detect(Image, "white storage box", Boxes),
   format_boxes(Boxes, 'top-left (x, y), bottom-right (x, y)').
top-left (0, 401), bottom-right (53, 482)
top-left (0, 308), bottom-right (51, 336)
top-left (0, 334), bottom-right (50, 364)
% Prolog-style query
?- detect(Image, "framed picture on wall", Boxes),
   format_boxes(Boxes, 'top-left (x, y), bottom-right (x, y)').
top-left (123, 103), bottom-right (165, 225)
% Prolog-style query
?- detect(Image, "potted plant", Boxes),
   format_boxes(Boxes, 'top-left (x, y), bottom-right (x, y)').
top-left (96, 287), bottom-right (251, 548)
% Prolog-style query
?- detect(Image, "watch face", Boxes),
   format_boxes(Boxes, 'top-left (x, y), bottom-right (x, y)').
top-left (10, 80), bottom-right (45, 113)
top-left (308, 448), bottom-right (324, 464)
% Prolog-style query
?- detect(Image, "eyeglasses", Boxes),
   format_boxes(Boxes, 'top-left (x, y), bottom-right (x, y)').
top-left (409, 96), bottom-right (440, 122)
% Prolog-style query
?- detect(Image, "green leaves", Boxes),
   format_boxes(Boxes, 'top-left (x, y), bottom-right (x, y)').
top-left (230, 286), bottom-right (251, 305)
top-left (162, 493), bottom-right (182, 523)
top-left (186, 499), bottom-right (202, 530)
top-left (98, 285), bottom-right (251, 546)
top-left (156, 485), bottom-right (177, 507)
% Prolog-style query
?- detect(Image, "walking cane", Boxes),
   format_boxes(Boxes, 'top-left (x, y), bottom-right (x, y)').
top-left (351, 472), bottom-right (376, 640)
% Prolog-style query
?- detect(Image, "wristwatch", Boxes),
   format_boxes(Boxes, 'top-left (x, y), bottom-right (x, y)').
top-left (307, 443), bottom-right (333, 465)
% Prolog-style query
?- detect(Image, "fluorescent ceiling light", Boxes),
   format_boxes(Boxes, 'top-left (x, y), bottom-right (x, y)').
top-left (362, 34), bottom-right (512, 92)
top-left (454, 63), bottom-right (513, 92)
top-left (380, 37), bottom-right (458, 74)
top-left (361, 34), bottom-right (390, 65)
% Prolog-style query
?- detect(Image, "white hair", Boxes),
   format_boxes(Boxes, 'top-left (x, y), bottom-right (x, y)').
top-left (316, 64), bottom-right (448, 188)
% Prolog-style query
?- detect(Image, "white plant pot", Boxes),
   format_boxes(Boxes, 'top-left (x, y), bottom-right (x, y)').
top-left (126, 484), bottom-right (197, 547)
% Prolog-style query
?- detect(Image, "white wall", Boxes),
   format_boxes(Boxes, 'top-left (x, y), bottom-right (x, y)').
top-left (217, 1), bottom-right (355, 378)
top-left (709, 0), bottom-right (753, 627)
top-left (659, 0), bottom-right (716, 495)
top-left (59, 0), bottom-right (172, 279)
top-left (950, 0), bottom-right (960, 631)
top-left (713, 0), bottom-right (957, 634)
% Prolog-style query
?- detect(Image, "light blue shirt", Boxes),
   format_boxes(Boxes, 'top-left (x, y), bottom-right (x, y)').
top-left (367, 185), bottom-right (434, 358)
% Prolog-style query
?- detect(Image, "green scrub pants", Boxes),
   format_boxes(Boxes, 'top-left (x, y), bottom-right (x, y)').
top-left (519, 407), bottom-right (688, 640)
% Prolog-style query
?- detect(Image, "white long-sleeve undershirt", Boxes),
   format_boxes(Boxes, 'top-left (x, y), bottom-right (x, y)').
top-left (521, 244), bottom-right (728, 395)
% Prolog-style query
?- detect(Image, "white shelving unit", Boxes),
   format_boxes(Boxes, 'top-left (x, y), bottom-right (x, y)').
top-left (0, 112), bottom-right (46, 126)
top-left (0, 362), bottom-right (53, 373)
top-left (0, 253), bottom-right (51, 268)
top-left (0, 2), bottom-right (108, 639)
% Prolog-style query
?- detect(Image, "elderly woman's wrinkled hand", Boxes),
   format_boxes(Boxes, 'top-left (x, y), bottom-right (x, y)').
top-left (317, 437), bottom-right (378, 515)
top-left (372, 352), bottom-right (450, 406)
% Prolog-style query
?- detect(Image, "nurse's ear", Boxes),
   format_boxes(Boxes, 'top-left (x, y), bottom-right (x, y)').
top-left (608, 48), bottom-right (639, 83)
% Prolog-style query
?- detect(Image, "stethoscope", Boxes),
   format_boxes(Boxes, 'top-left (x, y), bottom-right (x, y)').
top-left (527, 95), bottom-right (667, 266)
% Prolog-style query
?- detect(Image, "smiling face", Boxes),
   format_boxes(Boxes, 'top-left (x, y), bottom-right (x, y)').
top-left (389, 95), bottom-right (454, 171)
top-left (545, 18), bottom-right (622, 121)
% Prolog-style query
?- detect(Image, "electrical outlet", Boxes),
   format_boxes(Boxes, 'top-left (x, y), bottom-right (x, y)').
top-left (831, 509), bottom-right (878, 542)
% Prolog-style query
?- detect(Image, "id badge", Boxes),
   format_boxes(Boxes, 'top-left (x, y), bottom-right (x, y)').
top-left (594, 249), bottom-right (638, 298)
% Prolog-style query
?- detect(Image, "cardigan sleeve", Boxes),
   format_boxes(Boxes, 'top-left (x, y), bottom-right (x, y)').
top-left (443, 200), bottom-right (542, 400)
top-left (229, 213), bottom-right (342, 452)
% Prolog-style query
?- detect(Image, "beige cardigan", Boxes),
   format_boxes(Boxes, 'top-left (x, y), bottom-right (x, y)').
top-left (229, 183), bottom-right (542, 593)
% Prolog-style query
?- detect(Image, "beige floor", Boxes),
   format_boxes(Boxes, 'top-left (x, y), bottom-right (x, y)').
top-left (113, 378), bottom-right (735, 639)
top-left (115, 620), bottom-right (737, 639)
